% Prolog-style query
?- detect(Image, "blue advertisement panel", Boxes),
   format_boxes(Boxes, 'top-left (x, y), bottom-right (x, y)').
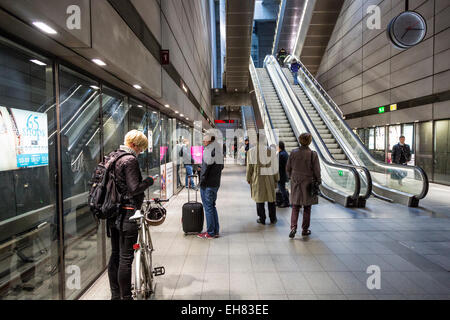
top-left (0, 106), bottom-right (49, 171)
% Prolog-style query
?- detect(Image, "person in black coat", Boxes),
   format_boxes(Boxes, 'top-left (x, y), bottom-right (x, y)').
top-left (108, 130), bottom-right (156, 300)
top-left (391, 135), bottom-right (411, 165)
top-left (277, 141), bottom-right (290, 207)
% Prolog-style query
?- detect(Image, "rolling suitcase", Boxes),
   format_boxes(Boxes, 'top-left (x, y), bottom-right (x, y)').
top-left (182, 175), bottom-right (204, 234)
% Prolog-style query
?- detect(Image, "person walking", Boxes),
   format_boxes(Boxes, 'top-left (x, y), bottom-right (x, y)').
top-left (108, 130), bottom-right (156, 300)
top-left (290, 59), bottom-right (301, 85)
top-left (277, 141), bottom-right (290, 208)
top-left (392, 135), bottom-right (411, 165)
top-left (246, 137), bottom-right (279, 225)
top-left (182, 138), bottom-right (196, 190)
top-left (286, 133), bottom-right (321, 238)
top-left (276, 48), bottom-right (288, 66)
top-left (197, 135), bottom-right (224, 239)
top-left (391, 135), bottom-right (411, 185)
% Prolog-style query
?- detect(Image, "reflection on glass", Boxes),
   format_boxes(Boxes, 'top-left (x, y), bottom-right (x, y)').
top-left (388, 125), bottom-right (401, 164)
top-left (59, 66), bottom-right (103, 299)
top-left (0, 39), bottom-right (59, 299)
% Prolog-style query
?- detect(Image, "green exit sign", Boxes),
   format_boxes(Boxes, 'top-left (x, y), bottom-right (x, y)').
top-left (338, 170), bottom-right (343, 176)
top-left (378, 106), bottom-right (385, 113)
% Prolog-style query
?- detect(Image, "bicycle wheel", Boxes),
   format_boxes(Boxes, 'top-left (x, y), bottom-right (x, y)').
top-left (134, 249), bottom-right (149, 300)
top-left (144, 227), bottom-right (154, 293)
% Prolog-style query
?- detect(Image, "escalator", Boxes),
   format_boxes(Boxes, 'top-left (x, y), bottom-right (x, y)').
top-left (283, 69), bottom-right (349, 164)
top-left (284, 54), bottom-right (429, 207)
top-left (250, 57), bottom-right (369, 208)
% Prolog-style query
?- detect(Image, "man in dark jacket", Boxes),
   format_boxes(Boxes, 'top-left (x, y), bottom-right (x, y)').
top-left (277, 141), bottom-right (290, 207)
top-left (276, 48), bottom-right (287, 66)
top-left (392, 135), bottom-right (411, 165)
top-left (290, 59), bottom-right (301, 85)
top-left (108, 130), bottom-right (155, 300)
top-left (197, 135), bottom-right (224, 239)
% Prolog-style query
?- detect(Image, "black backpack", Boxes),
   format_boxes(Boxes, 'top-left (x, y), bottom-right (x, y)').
top-left (88, 150), bottom-right (131, 221)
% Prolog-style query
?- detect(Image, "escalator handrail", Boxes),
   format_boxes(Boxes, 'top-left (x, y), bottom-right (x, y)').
top-left (249, 57), bottom-right (276, 145)
top-left (264, 55), bottom-right (361, 201)
top-left (279, 66), bottom-right (373, 200)
top-left (286, 54), bottom-right (429, 200)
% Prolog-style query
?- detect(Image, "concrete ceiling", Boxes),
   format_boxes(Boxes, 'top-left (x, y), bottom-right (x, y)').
top-left (225, 0), bottom-right (255, 93)
top-left (298, 0), bottom-right (344, 75)
top-left (273, 0), bottom-right (306, 54)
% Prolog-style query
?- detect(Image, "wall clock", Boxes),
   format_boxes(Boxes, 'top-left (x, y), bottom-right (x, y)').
top-left (387, 11), bottom-right (427, 49)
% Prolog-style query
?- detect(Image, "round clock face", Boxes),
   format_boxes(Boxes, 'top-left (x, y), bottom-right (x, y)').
top-left (387, 11), bottom-right (427, 49)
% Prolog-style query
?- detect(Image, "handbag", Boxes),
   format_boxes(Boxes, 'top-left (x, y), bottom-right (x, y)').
top-left (309, 151), bottom-right (320, 197)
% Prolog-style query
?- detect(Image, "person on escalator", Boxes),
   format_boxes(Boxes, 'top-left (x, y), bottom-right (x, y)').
top-left (276, 48), bottom-right (288, 66)
top-left (286, 133), bottom-right (321, 238)
top-left (277, 141), bottom-right (290, 208)
top-left (290, 59), bottom-right (301, 85)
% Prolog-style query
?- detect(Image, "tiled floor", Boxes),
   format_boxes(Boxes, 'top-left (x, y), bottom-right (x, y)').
top-left (81, 165), bottom-right (450, 300)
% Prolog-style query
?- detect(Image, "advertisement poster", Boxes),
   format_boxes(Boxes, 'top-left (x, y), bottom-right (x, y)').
top-left (160, 162), bottom-right (174, 200)
top-left (191, 146), bottom-right (204, 164)
top-left (166, 162), bottom-right (174, 199)
top-left (0, 106), bottom-right (49, 171)
top-left (148, 131), bottom-right (153, 152)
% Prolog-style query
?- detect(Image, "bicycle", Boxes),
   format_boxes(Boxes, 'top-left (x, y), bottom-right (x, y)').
top-left (129, 198), bottom-right (168, 300)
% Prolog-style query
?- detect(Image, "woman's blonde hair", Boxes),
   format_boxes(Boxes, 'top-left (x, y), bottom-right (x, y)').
top-left (124, 130), bottom-right (148, 150)
top-left (299, 132), bottom-right (312, 146)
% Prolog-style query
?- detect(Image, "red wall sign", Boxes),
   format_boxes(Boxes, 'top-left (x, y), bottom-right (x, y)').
top-left (160, 50), bottom-right (169, 65)
top-left (215, 120), bottom-right (235, 124)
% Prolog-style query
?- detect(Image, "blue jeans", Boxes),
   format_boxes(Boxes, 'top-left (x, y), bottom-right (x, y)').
top-left (293, 72), bottom-right (298, 85)
top-left (185, 165), bottom-right (195, 188)
top-left (200, 187), bottom-right (219, 237)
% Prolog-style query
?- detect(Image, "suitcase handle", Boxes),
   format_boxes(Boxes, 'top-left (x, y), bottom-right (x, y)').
top-left (187, 174), bottom-right (199, 202)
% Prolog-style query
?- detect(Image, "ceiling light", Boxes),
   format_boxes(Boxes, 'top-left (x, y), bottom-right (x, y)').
top-left (92, 59), bottom-right (106, 66)
top-left (175, 111), bottom-right (179, 114)
top-left (182, 84), bottom-right (188, 93)
top-left (153, 111), bottom-right (157, 114)
top-left (137, 105), bottom-right (143, 108)
top-left (186, 117), bottom-right (189, 120)
top-left (165, 104), bottom-right (170, 108)
top-left (133, 84), bottom-right (142, 90)
top-left (30, 59), bottom-right (46, 66)
top-left (180, 114), bottom-right (184, 117)
top-left (234, 88), bottom-right (238, 92)
top-left (90, 85), bottom-right (100, 90)
top-left (32, 21), bottom-right (57, 34)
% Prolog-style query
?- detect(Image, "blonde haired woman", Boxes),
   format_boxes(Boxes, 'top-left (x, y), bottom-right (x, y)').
top-left (108, 129), bottom-right (156, 300)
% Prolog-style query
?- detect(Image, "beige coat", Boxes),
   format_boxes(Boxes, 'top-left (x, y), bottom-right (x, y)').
top-left (286, 146), bottom-right (321, 206)
top-left (246, 146), bottom-right (279, 203)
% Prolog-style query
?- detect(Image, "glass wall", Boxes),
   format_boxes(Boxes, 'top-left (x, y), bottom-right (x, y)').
top-left (59, 66), bottom-right (104, 300)
top-left (0, 38), bottom-right (60, 299)
top-left (434, 120), bottom-right (450, 185)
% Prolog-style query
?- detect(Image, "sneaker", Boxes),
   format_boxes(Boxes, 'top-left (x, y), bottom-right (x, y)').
top-left (197, 232), bottom-right (208, 239)
top-left (256, 218), bottom-right (265, 225)
top-left (213, 233), bottom-right (219, 238)
top-left (301, 230), bottom-right (311, 236)
top-left (270, 218), bottom-right (278, 224)
top-left (202, 233), bottom-right (214, 240)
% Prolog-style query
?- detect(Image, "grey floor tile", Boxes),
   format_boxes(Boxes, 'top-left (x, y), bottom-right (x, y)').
top-left (251, 255), bottom-right (277, 272)
top-left (174, 273), bottom-right (205, 296)
top-left (202, 273), bottom-right (230, 296)
top-left (206, 255), bottom-right (229, 273)
top-left (254, 273), bottom-right (285, 295)
top-left (272, 255), bottom-right (298, 272)
top-left (358, 254), bottom-right (397, 271)
top-left (374, 294), bottom-right (406, 300)
top-left (315, 254), bottom-right (350, 271)
top-left (229, 241), bottom-right (250, 255)
top-left (201, 295), bottom-right (230, 300)
top-left (172, 295), bottom-right (202, 300)
top-left (402, 271), bottom-right (450, 294)
top-left (345, 294), bottom-right (376, 300)
top-left (230, 254), bottom-right (252, 272)
top-left (303, 272), bottom-right (343, 295)
top-left (182, 255), bottom-right (207, 273)
top-left (259, 294), bottom-right (288, 300)
top-left (230, 272), bottom-right (258, 295)
top-left (293, 255), bottom-right (324, 271)
top-left (381, 272), bottom-right (427, 295)
top-left (248, 242), bottom-right (269, 255)
top-left (316, 294), bottom-right (347, 300)
top-left (328, 272), bottom-right (369, 294)
top-left (378, 254), bottom-right (422, 271)
top-left (278, 272), bottom-right (314, 295)
top-left (335, 254), bottom-right (368, 271)
top-left (231, 295), bottom-right (259, 300)
top-left (352, 271), bottom-right (400, 295)
top-left (288, 294), bottom-right (317, 300)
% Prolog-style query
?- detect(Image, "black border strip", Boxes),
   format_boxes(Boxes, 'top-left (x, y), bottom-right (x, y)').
top-left (344, 89), bottom-right (450, 120)
top-left (107, 0), bottom-right (213, 126)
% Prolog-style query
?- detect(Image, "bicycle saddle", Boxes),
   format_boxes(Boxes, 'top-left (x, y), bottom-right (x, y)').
top-left (129, 210), bottom-right (143, 221)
